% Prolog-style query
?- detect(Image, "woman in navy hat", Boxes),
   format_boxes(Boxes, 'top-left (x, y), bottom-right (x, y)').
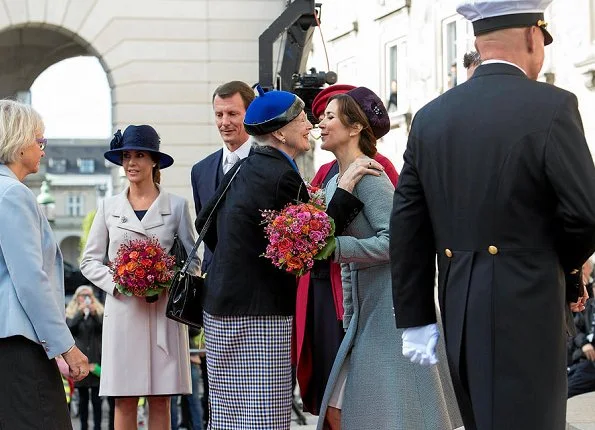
top-left (195, 86), bottom-right (370, 429)
top-left (81, 125), bottom-right (199, 430)
top-left (315, 88), bottom-right (461, 429)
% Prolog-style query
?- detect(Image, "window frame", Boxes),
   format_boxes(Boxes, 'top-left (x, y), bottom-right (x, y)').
top-left (441, 15), bottom-right (476, 91)
top-left (384, 37), bottom-right (408, 117)
top-left (66, 194), bottom-right (84, 217)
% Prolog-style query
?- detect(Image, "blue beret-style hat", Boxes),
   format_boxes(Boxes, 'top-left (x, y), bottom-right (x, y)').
top-left (104, 125), bottom-right (174, 169)
top-left (457, 0), bottom-right (553, 45)
top-left (243, 85), bottom-right (305, 136)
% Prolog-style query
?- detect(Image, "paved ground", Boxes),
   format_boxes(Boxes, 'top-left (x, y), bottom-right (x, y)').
top-left (71, 391), bottom-right (595, 429)
top-left (69, 397), bottom-right (318, 429)
top-left (567, 391), bottom-right (595, 430)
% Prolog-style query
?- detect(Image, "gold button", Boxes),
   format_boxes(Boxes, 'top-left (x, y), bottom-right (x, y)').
top-left (445, 249), bottom-right (453, 258)
top-left (488, 245), bottom-right (498, 255)
top-left (571, 269), bottom-right (579, 275)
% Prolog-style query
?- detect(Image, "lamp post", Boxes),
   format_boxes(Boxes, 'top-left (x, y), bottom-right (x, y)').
top-left (37, 180), bottom-right (56, 224)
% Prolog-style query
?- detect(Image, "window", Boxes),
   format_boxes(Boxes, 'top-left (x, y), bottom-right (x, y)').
top-left (48, 158), bottom-right (67, 173)
top-left (385, 38), bottom-right (408, 115)
top-left (591, 0), bottom-right (595, 43)
top-left (444, 20), bottom-right (458, 89)
top-left (335, 57), bottom-right (358, 85)
top-left (77, 158), bottom-right (95, 174)
top-left (67, 195), bottom-right (84, 217)
top-left (442, 16), bottom-right (475, 90)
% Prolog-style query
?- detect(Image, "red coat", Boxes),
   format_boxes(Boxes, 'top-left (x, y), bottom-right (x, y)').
top-left (294, 153), bottom-right (398, 411)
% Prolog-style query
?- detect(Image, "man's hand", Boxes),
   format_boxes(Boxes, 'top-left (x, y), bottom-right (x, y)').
top-left (62, 345), bottom-right (89, 382)
top-left (570, 285), bottom-right (589, 313)
top-left (337, 156), bottom-right (384, 193)
top-left (402, 323), bottom-right (439, 366)
top-left (583, 343), bottom-right (595, 361)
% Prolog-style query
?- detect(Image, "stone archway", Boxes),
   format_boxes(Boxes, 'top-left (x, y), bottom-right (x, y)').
top-left (0, 0), bottom-right (287, 204)
top-left (0, 24), bottom-right (113, 101)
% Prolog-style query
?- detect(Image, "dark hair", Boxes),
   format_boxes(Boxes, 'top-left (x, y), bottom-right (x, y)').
top-left (150, 153), bottom-right (161, 184)
top-left (329, 94), bottom-right (377, 157)
top-left (463, 51), bottom-right (482, 69)
top-left (212, 81), bottom-right (255, 110)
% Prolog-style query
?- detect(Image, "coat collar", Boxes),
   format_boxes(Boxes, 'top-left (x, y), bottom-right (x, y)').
top-left (0, 163), bottom-right (19, 181)
top-left (111, 184), bottom-right (171, 236)
top-left (471, 62), bottom-right (528, 80)
top-left (252, 145), bottom-right (297, 170)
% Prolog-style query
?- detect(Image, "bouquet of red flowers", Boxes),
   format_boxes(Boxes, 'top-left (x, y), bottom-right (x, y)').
top-left (261, 184), bottom-right (335, 276)
top-left (109, 237), bottom-right (176, 302)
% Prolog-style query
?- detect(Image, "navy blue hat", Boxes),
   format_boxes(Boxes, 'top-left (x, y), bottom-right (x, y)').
top-left (104, 125), bottom-right (174, 169)
top-left (346, 87), bottom-right (390, 140)
top-left (243, 85), bottom-right (305, 136)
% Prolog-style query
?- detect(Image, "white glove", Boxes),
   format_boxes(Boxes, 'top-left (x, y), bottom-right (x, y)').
top-left (401, 323), bottom-right (439, 366)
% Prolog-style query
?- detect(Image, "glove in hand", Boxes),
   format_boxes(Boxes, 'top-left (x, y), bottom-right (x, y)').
top-left (402, 323), bottom-right (439, 366)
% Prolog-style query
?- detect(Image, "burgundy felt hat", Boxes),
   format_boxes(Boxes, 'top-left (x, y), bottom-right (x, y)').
top-left (346, 87), bottom-right (390, 140)
top-left (311, 84), bottom-right (356, 119)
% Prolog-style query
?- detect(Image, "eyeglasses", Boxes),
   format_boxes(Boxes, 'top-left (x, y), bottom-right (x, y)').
top-left (36, 138), bottom-right (47, 151)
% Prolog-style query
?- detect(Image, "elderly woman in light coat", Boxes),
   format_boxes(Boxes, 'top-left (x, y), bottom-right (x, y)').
top-left (316, 88), bottom-right (462, 429)
top-left (0, 99), bottom-right (89, 429)
top-left (81, 125), bottom-right (198, 430)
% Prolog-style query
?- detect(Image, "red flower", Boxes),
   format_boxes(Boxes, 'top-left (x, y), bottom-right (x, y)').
top-left (109, 236), bottom-right (176, 298)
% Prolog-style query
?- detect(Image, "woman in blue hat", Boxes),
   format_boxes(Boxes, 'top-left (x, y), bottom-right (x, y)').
top-left (195, 86), bottom-right (371, 429)
top-left (81, 125), bottom-right (199, 430)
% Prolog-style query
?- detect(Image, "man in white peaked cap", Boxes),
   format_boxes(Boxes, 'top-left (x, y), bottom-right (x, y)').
top-left (390, 0), bottom-right (595, 429)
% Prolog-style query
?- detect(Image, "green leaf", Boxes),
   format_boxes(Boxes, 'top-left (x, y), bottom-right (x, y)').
top-left (315, 236), bottom-right (336, 261)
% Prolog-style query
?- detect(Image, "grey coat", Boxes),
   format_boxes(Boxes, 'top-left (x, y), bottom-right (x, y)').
top-left (317, 173), bottom-right (461, 430)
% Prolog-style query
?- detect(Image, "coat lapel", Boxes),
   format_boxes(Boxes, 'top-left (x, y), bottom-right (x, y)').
top-left (211, 149), bottom-right (224, 189)
top-left (142, 185), bottom-right (170, 231)
top-left (112, 188), bottom-right (146, 235)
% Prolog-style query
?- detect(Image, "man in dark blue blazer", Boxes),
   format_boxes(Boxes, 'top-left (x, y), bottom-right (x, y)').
top-left (191, 81), bottom-right (255, 273)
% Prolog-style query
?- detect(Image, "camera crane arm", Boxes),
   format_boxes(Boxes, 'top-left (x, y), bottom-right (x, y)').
top-left (258, 0), bottom-right (319, 91)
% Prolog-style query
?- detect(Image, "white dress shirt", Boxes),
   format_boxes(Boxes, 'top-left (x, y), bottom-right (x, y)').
top-left (222, 138), bottom-right (252, 173)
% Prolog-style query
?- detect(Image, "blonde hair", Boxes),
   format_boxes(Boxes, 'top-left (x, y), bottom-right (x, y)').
top-left (65, 285), bottom-right (104, 319)
top-left (0, 99), bottom-right (44, 164)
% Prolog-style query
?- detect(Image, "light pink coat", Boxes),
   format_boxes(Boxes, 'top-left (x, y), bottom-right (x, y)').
top-left (81, 186), bottom-right (198, 396)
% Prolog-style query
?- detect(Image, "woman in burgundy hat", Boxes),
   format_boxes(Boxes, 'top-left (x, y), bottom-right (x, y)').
top-left (314, 87), bottom-right (459, 429)
top-left (294, 84), bottom-right (398, 416)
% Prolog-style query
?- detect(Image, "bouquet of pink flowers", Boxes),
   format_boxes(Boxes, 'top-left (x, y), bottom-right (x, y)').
top-left (261, 184), bottom-right (336, 276)
top-left (109, 237), bottom-right (176, 302)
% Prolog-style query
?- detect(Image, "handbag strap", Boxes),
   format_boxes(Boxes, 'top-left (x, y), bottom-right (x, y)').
top-left (179, 163), bottom-right (243, 274)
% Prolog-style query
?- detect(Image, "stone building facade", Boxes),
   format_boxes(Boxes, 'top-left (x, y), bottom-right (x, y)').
top-left (308, 0), bottom-right (595, 172)
top-left (0, 0), bottom-right (287, 209)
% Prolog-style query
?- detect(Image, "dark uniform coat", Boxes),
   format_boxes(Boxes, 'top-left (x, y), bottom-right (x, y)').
top-left (390, 63), bottom-right (595, 430)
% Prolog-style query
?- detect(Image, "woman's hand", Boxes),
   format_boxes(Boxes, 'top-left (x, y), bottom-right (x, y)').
top-left (62, 345), bottom-right (90, 382)
top-left (338, 156), bottom-right (384, 193)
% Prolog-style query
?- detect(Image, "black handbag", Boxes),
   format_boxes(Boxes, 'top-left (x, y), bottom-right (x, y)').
top-left (166, 234), bottom-right (205, 328)
top-left (165, 163), bottom-right (243, 328)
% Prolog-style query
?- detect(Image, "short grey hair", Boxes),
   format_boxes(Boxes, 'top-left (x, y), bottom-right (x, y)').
top-left (252, 134), bottom-right (272, 146)
top-left (0, 99), bottom-right (44, 164)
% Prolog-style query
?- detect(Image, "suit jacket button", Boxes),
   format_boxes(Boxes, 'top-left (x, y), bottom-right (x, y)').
top-left (445, 249), bottom-right (453, 258)
top-left (488, 245), bottom-right (498, 255)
